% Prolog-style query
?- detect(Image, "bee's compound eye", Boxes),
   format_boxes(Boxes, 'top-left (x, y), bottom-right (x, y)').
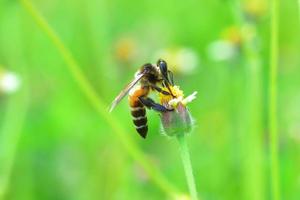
top-left (157, 59), bottom-right (168, 74)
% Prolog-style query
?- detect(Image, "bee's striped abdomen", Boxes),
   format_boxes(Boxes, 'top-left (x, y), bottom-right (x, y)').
top-left (131, 103), bottom-right (148, 138)
top-left (129, 87), bottom-right (149, 138)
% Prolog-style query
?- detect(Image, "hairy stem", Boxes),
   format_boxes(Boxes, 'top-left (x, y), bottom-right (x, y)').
top-left (177, 134), bottom-right (198, 200)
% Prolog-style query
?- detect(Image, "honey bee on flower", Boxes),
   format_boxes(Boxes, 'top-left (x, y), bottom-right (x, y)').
top-left (109, 59), bottom-right (177, 138)
top-left (109, 59), bottom-right (197, 138)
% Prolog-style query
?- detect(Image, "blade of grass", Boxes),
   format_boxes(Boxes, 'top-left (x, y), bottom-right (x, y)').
top-left (0, 77), bottom-right (28, 200)
top-left (0, 9), bottom-right (29, 199)
top-left (298, 0), bottom-right (300, 24)
top-left (19, 0), bottom-right (179, 197)
top-left (269, 0), bottom-right (280, 199)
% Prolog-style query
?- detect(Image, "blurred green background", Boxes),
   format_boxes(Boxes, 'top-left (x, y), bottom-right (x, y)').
top-left (0, 0), bottom-right (299, 199)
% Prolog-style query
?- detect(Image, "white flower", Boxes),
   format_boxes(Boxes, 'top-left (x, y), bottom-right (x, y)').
top-left (207, 40), bottom-right (238, 61)
top-left (0, 71), bottom-right (21, 94)
top-left (169, 91), bottom-right (197, 108)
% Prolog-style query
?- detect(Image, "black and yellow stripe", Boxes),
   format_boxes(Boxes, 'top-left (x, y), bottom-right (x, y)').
top-left (130, 101), bottom-right (148, 138)
top-left (129, 87), bottom-right (150, 138)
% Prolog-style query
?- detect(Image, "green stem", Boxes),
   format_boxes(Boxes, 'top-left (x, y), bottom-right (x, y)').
top-left (19, 0), bottom-right (179, 197)
top-left (229, 1), bottom-right (265, 199)
top-left (0, 83), bottom-right (28, 200)
top-left (298, 0), bottom-right (300, 24)
top-left (177, 134), bottom-right (198, 200)
top-left (0, 9), bottom-right (29, 198)
top-left (270, 0), bottom-right (280, 199)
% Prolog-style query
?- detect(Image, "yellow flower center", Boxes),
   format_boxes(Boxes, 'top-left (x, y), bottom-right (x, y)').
top-left (159, 85), bottom-right (184, 105)
top-left (158, 85), bottom-right (197, 109)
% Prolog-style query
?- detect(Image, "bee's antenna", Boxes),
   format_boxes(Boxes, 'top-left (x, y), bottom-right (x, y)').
top-left (157, 59), bottom-right (175, 97)
top-left (168, 70), bottom-right (174, 86)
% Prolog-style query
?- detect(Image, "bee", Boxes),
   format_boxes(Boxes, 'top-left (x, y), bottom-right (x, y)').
top-left (109, 59), bottom-right (175, 138)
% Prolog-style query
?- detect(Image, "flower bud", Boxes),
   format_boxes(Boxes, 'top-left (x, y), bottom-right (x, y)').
top-left (161, 102), bottom-right (193, 137)
top-left (158, 85), bottom-right (196, 137)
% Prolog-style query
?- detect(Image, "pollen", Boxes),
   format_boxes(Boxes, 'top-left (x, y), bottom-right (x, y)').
top-left (159, 85), bottom-right (197, 109)
top-left (159, 85), bottom-right (184, 105)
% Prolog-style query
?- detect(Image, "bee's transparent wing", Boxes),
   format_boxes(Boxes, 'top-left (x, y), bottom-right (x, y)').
top-left (109, 73), bottom-right (145, 112)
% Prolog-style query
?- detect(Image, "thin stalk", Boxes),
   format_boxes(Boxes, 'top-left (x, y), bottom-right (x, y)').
top-left (229, 1), bottom-right (265, 199)
top-left (269, 0), bottom-right (280, 199)
top-left (0, 82), bottom-right (28, 199)
top-left (19, 0), bottom-right (179, 197)
top-left (177, 134), bottom-right (198, 200)
top-left (0, 9), bottom-right (29, 198)
top-left (298, 0), bottom-right (300, 24)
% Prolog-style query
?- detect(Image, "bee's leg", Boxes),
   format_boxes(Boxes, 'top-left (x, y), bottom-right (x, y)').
top-left (150, 84), bottom-right (173, 96)
top-left (160, 81), bottom-right (175, 97)
top-left (139, 97), bottom-right (173, 112)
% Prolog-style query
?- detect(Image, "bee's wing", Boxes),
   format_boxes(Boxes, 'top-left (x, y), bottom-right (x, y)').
top-left (109, 73), bottom-right (145, 112)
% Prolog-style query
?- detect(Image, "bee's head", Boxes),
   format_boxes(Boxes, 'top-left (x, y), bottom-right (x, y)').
top-left (142, 63), bottom-right (154, 73)
top-left (138, 63), bottom-right (159, 83)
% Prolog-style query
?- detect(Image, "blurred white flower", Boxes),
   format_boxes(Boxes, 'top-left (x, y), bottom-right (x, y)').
top-left (207, 23), bottom-right (259, 62)
top-left (207, 40), bottom-right (238, 61)
top-left (0, 71), bottom-right (21, 94)
top-left (154, 47), bottom-right (199, 75)
top-left (207, 25), bottom-right (244, 62)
